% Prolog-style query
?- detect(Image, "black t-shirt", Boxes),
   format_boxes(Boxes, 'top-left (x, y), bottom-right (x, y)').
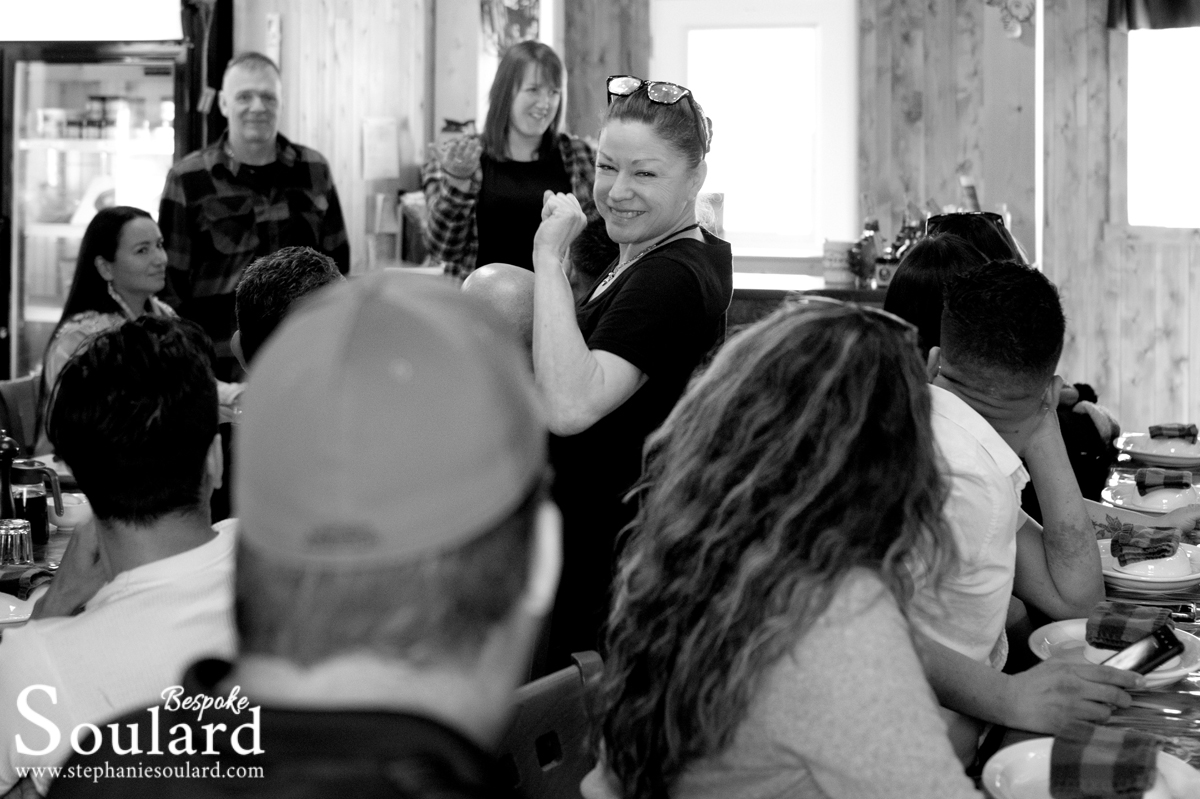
top-left (475, 153), bottom-right (571, 270)
top-left (542, 230), bottom-right (733, 664)
top-left (47, 659), bottom-right (520, 799)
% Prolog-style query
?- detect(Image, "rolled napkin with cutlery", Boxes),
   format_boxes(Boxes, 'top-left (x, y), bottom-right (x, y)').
top-left (1110, 526), bottom-right (1182, 567)
top-left (1148, 423), bottom-right (1198, 444)
top-left (1050, 721), bottom-right (1161, 799)
top-left (1135, 468), bottom-right (1193, 496)
top-left (0, 564), bottom-right (54, 601)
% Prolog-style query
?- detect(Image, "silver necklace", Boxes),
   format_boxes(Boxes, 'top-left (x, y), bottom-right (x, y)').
top-left (592, 223), bottom-right (700, 296)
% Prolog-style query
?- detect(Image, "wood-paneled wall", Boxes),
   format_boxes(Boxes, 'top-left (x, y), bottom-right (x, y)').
top-left (234, 0), bottom-right (428, 274)
top-left (562, 0), bottom-right (649, 140)
top-left (1043, 3), bottom-right (1200, 431)
top-left (859, 0), bottom-right (1035, 249)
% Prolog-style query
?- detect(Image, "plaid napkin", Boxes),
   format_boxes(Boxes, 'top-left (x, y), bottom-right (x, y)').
top-left (0, 565), bottom-right (53, 601)
top-left (1134, 467), bottom-right (1193, 496)
top-left (1149, 423), bottom-right (1198, 443)
top-left (1050, 721), bottom-right (1160, 799)
top-left (1110, 526), bottom-right (1181, 567)
top-left (1085, 601), bottom-right (1174, 650)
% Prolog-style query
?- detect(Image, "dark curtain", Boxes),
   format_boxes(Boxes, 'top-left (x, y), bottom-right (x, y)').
top-left (180, 0), bottom-right (233, 152)
top-left (1109, 0), bottom-right (1200, 29)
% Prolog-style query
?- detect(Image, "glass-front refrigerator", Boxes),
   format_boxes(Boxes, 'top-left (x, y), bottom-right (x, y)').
top-left (4, 43), bottom-right (186, 377)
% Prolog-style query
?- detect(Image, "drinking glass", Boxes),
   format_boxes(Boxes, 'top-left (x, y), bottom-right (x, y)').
top-left (0, 519), bottom-right (33, 566)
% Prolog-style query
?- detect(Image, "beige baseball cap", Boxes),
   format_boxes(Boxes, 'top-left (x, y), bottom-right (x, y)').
top-left (235, 270), bottom-right (547, 566)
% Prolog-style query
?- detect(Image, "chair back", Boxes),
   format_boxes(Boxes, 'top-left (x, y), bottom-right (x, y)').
top-left (498, 651), bottom-right (603, 799)
top-left (0, 375), bottom-right (41, 456)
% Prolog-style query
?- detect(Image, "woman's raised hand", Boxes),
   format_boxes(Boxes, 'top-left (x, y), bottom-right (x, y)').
top-left (436, 136), bottom-right (483, 181)
top-left (534, 191), bottom-right (588, 260)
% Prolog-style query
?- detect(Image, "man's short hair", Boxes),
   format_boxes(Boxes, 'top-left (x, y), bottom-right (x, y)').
top-left (234, 271), bottom-right (547, 667)
top-left (941, 259), bottom-right (1065, 381)
top-left (47, 317), bottom-right (219, 525)
top-left (223, 51), bottom-right (280, 80)
top-left (235, 246), bottom-right (343, 364)
top-left (236, 483), bottom-right (541, 666)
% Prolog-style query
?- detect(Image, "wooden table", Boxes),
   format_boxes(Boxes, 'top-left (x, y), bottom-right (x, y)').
top-left (995, 495), bottom-right (1200, 770)
top-left (34, 527), bottom-right (72, 568)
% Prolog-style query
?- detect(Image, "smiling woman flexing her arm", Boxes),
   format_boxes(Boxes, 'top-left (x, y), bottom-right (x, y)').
top-left (529, 76), bottom-right (733, 671)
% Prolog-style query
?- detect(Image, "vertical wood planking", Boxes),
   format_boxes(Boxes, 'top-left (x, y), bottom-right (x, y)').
top-left (1107, 32), bottom-right (1128, 227)
top-left (563, 0), bottom-right (649, 141)
top-left (1099, 228), bottom-right (1124, 406)
top-left (874, 0), bottom-right (896, 236)
top-left (979, 9), bottom-right (1035, 250)
top-left (858, 0), bottom-right (878, 223)
top-left (1158, 243), bottom-right (1186, 420)
top-left (891, 0), bottom-right (924, 224)
top-left (954, 0), bottom-right (983, 202)
top-left (1081, 1), bottom-right (1109, 404)
top-left (1044, 0), bottom-right (1087, 380)
top-left (1117, 235), bottom-right (1157, 429)
top-left (1190, 237), bottom-right (1200, 422)
top-left (923, 0), bottom-right (956, 212)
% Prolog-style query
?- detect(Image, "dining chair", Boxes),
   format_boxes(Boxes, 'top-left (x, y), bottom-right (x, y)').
top-left (497, 650), bottom-right (603, 799)
top-left (0, 375), bottom-right (41, 456)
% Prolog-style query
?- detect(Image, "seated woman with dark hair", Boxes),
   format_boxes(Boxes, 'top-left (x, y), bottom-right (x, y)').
top-left (882, 232), bottom-right (986, 359)
top-left (585, 301), bottom-right (981, 799)
top-left (43, 206), bottom-right (177, 396)
top-left (41, 206), bottom-right (241, 452)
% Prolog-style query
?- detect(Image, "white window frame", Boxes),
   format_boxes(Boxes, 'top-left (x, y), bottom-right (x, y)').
top-left (649, 0), bottom-right (858, 266)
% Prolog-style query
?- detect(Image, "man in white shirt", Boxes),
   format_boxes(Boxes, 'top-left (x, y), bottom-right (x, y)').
top-left (909, 260), bottom-right (1200, 762)
top-left (0, 317), bottom-right (236, 795)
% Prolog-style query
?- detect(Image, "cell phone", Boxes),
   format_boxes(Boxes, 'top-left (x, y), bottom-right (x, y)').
top-left (1101, 626), bottom-right (1185, 674)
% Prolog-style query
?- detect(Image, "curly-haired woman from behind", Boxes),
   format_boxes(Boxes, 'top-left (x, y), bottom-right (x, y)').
top-left (583, 300), bottom-right (983, 799)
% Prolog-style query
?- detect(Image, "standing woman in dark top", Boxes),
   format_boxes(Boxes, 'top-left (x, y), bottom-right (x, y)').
top-left (531, 77), bottom-right (734, 669)
top-left (421, 41), bottom-right (596, 279)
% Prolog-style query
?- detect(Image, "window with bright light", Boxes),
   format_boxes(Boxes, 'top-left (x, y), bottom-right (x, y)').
top-left (1127, 28), bottom-right (1200, 228)
top-left (687, 28), bottom-right (818, 255)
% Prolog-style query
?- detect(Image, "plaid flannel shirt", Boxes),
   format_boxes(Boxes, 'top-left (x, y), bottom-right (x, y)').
top-left (420, 132), bottom-right (595, 279)
top-left (1050, 721), bottom-right (1160, 799)
top-left (158, 132), bottom-right (350, 350)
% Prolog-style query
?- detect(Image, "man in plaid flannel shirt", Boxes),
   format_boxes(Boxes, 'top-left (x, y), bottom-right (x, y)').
top-left (159, 52), bottom-right (349, 380)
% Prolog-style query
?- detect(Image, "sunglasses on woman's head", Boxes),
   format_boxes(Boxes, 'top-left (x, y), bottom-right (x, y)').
top-left (607, 75), bottom-right (691, 105)
top-left (786, 294), bottom-right (920, 349)
top-left (924, 211), bottom-right (1006, 237)
top-left (606, 75), bottom-right (712, 154)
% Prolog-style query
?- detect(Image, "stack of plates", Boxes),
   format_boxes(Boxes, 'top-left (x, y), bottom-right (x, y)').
top-left (1116, 433), bottom-right (1200, 468)
top-left (983, 738), bottom-right (1199, 798)
top-left (1027, 618), bottom-right (1200, 689)
top-left (1098, 539), bottom-right (1200, 594)
top-left (1102, 484), bottom-right (1199, 516)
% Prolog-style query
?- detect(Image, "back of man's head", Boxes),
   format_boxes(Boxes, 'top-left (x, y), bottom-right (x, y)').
top-left (47, 317), bottom-right (219, 524)
top-left (234, 271), bottom-right (550, 672)
top-left (235, 246), bottom-right (343, 365)
top-left (940, 259), bottom-right (1065, 386)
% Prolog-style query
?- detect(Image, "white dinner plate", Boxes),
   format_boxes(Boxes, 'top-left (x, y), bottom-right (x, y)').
top-left (1027, 618), bottom-right (1200, 689)
top-left (1099, 539), bottom-right (1200, 594)
top-left (983, 738), bottom-right (1199, 799)
top-left (1117, 433), bottom-right (1200, 468)
top-left (1102, 483), bottom-right (1198, 516)
top-left (0, 595), bottom-right (32, 626)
